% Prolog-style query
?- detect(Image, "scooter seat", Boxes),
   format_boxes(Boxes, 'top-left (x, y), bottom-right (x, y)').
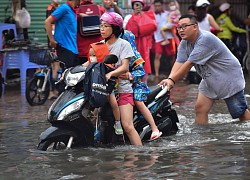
top-left (146, 85), bottom-right (162, 104)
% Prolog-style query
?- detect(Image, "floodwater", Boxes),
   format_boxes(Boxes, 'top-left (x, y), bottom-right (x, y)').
top-left (0, 75), bottom-right (250, 179)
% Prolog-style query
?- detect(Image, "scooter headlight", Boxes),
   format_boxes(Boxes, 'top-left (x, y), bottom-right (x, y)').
top-left (64, 71), bottom-right (85, 86)
top-left (58, 99), bottom-right (84, 120)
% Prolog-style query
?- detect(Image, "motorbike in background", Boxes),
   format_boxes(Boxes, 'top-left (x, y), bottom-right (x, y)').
top-left (25, 49), bottom-right (63, 106)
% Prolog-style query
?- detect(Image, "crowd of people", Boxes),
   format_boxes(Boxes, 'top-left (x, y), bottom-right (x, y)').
top-left (44, 0), bottom-right (250, 145)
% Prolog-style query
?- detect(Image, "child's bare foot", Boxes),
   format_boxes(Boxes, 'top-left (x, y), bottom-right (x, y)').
top-left (161, 40), bottom-right (169, 46)
top-left (150, 131), bottom-right (162, 141)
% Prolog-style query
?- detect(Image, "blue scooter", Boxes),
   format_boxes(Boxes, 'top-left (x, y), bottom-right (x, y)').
top-left (37, 55), bottom-right (179, 151)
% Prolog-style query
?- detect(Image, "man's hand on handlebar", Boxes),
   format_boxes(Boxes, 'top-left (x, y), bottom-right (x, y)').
top-left (159, 78), bottom-right (175, 90)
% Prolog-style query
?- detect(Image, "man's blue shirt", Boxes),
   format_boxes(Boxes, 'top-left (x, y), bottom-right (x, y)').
top-left (52, 3), bottom-right (78, 54)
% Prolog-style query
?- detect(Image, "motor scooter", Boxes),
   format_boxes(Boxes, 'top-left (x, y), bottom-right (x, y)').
top-left (37, 55), bottom-right (179, 151)
top-left (99, 85), bottom-right (179, 145)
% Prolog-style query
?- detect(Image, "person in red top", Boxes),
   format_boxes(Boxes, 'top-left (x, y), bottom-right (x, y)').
top-left (125, 0), bottom-right (157, 82)
top-left (46, 0), bottom-right (61, 18)
top-left (76, 0), bottom-right (105, 64)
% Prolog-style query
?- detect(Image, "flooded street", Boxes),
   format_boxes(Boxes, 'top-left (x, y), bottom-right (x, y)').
top-left (0, 75), bottom-right (250, 179)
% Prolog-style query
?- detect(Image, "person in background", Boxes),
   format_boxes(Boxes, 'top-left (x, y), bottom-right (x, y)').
top-left (125, 0), bottom-right (157, 82)
top-left (46, 0), bottom-right (61, 100)
top-left (188, 4), bottom-right (196, 15)
top-left (159, 14), bottom-right (250, 125)
top-left (76, 0), bottom-right (105, 64)
top-left (195, 0), bottom-right (222, 32)
top-left (153, 0), bottom-right (176, 77)
top-left (46, 0), bottom-right (61, 18)
top-left (45, 0), bottom-right (81, 68)
top-left (20, 0), bottom-right (29, 40)
top-left (102, 0), bottom-right (123, 17)
top-left (160, 0), bottom-right (181, 46)
top-left (216, 2), bottom-right (246, 50)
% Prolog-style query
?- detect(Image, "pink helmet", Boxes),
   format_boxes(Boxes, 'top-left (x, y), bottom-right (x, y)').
top-left (100, 12), bottom-right (123, 30)
top-left (131, 0), bottom-right (144, 4)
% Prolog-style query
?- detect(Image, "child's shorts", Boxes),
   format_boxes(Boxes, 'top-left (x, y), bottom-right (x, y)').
top-left (133, 82), bottom-right (150, 101)
top-left (118, 93), bottom-right (135, 106)
top-left (224, 90), bottom-right (248, 119)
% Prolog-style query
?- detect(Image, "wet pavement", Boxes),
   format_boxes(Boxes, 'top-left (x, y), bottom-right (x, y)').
top-left (0, 74), bottom-right (250, 179)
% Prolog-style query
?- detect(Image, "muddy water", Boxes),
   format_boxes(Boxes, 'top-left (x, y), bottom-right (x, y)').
top-left (0, 75), bottom-right (250, 179)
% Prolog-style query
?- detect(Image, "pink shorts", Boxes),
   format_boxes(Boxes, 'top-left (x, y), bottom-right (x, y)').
top-left (153, 39), bottom-right (176, 56)
top-left (117, 93), bottom-right (134, 106)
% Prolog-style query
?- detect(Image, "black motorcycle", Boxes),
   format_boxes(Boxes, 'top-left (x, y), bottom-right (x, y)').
top-left (37, 55), bottom-right (179, 151)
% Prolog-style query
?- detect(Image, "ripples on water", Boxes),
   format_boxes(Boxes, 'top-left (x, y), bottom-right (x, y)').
top-left (0, 80), bottom-right (250, 179)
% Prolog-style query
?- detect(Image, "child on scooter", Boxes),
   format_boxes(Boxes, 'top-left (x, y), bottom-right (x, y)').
top-left (84, 42), bottom-right (123, 135)
top-left (120, 30), bottom-right (162, 140)
top-left (91, 30), bottom-right (162, 140)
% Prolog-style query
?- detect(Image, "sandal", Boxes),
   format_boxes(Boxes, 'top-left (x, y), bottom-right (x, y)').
top-left (150, 131), bottom-right (162, 141)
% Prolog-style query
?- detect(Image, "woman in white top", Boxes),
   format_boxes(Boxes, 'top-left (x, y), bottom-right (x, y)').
top-left (195, 0), bottom-right (222, 32)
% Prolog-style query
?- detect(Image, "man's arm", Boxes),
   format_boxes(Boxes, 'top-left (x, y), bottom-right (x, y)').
top-left (45, 16), bottom-right (57, 48)
top-left (208, 14), bottom-right (222, 32)
top-left (168, 62), bottom-right (183, 78)
top-left (159, 61), bottom-right (193, 89)
top-left (170, 60), bottom-right (193, 82)
top-left (112, 1), bottom-right (123, 17)
top-left (106, 58), bottom-right (130, 80)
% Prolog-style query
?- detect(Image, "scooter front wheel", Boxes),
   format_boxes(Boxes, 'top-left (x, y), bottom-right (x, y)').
top-left (26, 76), bottom-right (50, 106)
top-left (37, 135), bottom-right (70, 151)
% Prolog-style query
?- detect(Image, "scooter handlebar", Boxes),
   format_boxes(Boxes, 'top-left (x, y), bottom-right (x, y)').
top-left (155, 85), bottom-right (169, 100)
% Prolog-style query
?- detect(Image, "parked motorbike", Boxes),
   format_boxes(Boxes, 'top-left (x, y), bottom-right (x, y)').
top-left (37, 56), bottom-right (179, 151)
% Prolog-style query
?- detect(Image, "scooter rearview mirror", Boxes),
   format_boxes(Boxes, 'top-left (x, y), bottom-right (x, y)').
top-left (104, 54), bottom-right (118, 64)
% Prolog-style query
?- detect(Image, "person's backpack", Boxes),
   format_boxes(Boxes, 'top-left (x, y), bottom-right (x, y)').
top-left (78, 4), bottom-right (102, 37)
top-left (83, 62), bottom-right (108, 108)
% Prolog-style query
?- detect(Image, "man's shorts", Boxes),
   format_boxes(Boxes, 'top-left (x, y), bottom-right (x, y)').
top-left (118, 93), bottom-right (134, 106)
top-left (56, 45), bottom-right (79, 68)
top-left (224, 90), bottom-right (248, 119)
top-left (153, 39), bottom-right (176, 56)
